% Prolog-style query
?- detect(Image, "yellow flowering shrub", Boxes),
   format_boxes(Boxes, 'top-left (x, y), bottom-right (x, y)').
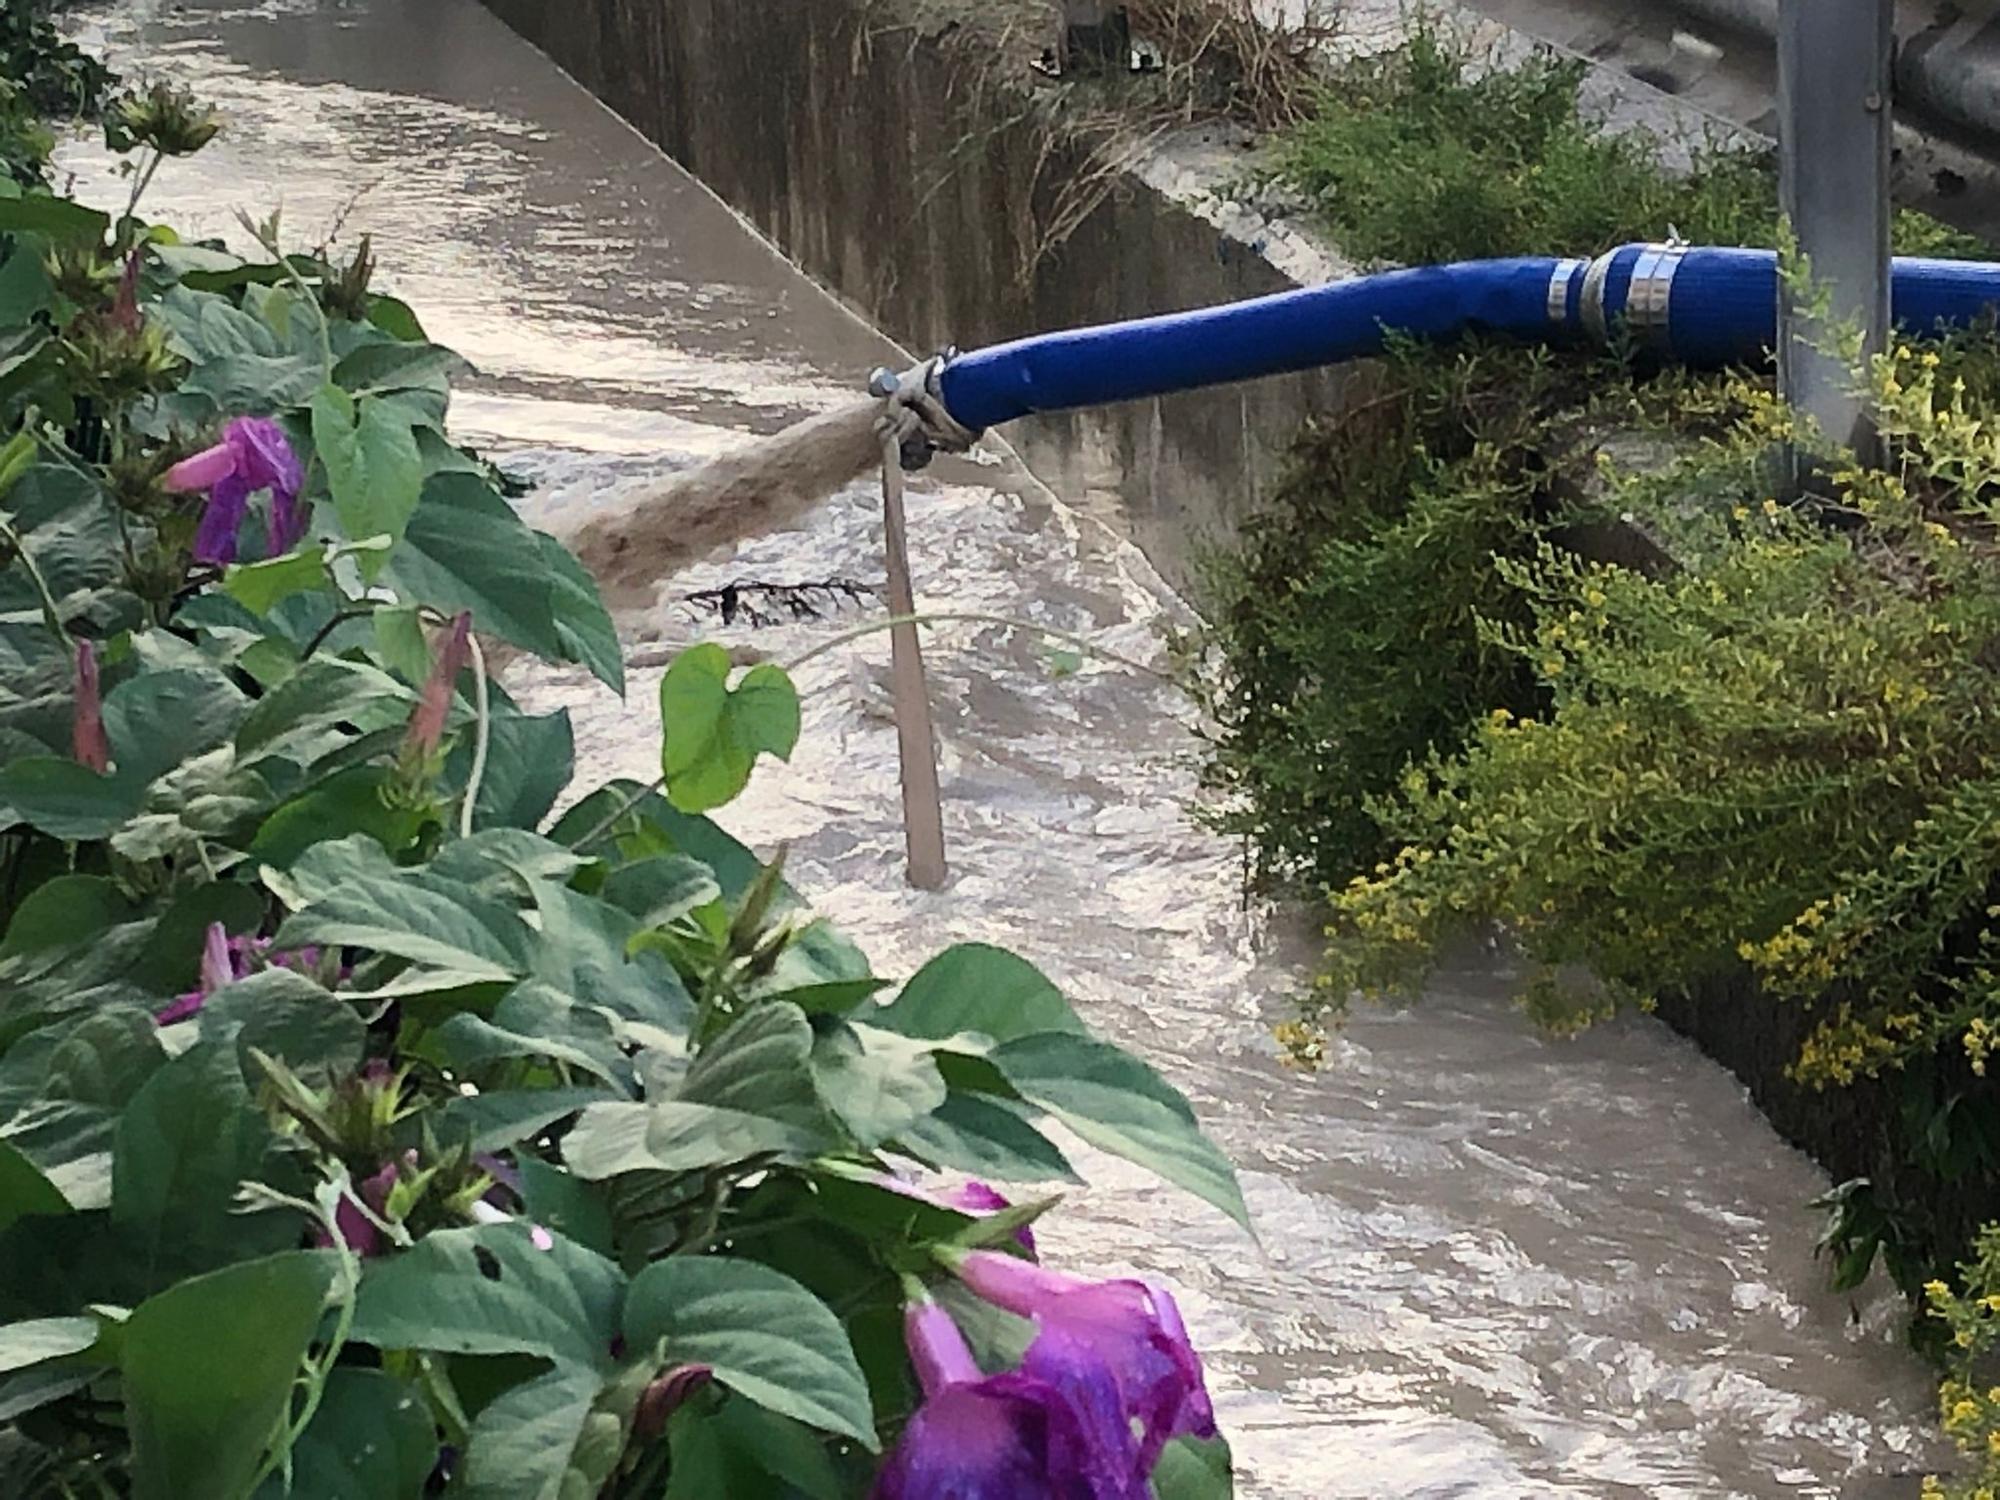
top-left (1923, 1229), bottom-right (2000, 1497)
top-left (1276, 338), bottom-right (2000, 1343)
top-left (1301, 350), bottom-right (2000, 1075)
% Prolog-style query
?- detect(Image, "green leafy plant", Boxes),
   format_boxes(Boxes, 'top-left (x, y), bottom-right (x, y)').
top-left (657, 644), bottom-right (800, 813)
top-left (1267, 19), bottom-right (1979, 266)
top-left (0, 0), bottom-right (115, 186)
top-left (1202, 12), bottom-right (2000, 1374)
top-left (1189, 336), bottom-right (1743, 895)
top-left (0, 60), bottom-right (1245, 1500)
top-left (1259, 344), bottom-right (2000, 1333)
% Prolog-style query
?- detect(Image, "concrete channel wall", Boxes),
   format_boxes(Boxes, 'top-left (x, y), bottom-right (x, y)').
top-left (479, 0), bottom-right (1994, 1255)
top-left (480, 0), bottom-right (1360, 593)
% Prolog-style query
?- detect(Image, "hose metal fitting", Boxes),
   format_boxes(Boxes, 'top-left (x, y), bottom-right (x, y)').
top-left (1579, 239), bottom-right (1690, 350)
top-left (868, 353), bottom-right (984, 472)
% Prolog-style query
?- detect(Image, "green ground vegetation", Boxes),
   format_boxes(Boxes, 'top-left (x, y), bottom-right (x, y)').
top-left (1266, 21), bottom-right (1980, 264)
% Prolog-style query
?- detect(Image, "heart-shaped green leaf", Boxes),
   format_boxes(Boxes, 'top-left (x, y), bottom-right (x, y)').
top-left (310, 383), bottom-right (422, 573)
top-left (658, 645), bottom-right (799, 813)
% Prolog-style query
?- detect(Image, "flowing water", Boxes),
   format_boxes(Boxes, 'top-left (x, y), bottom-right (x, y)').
top-left (61, 2), bottom-right (1945, 1493)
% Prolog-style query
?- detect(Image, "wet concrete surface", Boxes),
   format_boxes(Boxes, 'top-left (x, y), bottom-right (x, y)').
top-left (60, 1), bottom-right (1944, 1493)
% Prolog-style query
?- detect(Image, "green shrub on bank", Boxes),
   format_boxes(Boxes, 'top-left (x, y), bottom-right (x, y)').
top-left (1310, 353), bottom-right (2000, 1025)
top-left (1207, 27), bottom-right (1989, 906)
top-left (1195, 341), bottom-right (1605, 890)
top-left (1203, 9), bottom-right (2000, 1372)
top-left (1267, 21), bottom-right (1980, 264)
top-left (1192, 338), bottom-right (1758, 895)
top-left (1285, 349), bottom-right (2000, 1315)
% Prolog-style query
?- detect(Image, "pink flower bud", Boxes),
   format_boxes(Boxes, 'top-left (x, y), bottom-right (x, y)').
top-left (71, 641), bottom-right (109, 774)
top-left (404, 612), bottom-right (473, 757)
top-left (198, 920), bottom-right (233, 993)
top-left (110, 251), bottom-right (142, 335)
top-left (154, 921), bottom-right (244, 1026)
top-left (633, 1364), bottom-right (715, 1441)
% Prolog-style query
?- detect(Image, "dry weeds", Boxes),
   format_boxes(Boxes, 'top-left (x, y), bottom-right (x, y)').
top-left (854, 0), bottom-right (1339, 287)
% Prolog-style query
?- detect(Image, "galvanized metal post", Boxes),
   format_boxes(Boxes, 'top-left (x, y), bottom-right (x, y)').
top-left (1776, 0), bottom-right (1892, 474)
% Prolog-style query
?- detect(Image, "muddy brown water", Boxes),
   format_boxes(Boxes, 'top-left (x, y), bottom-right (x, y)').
top-left (60, 1), bottom-right (1943, 1493)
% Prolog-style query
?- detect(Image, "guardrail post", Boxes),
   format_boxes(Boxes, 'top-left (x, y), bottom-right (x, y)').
top-left (1777, 0), bottom-right (1892, 476)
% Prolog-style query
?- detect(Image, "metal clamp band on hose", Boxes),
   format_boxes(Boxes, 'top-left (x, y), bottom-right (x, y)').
top-left (1579, 249), bottom-right (1617, 345)
top-left (1625, 243), bottom-right (1687, 351)
top-left (1547, 258), bottom-right (1587, 328)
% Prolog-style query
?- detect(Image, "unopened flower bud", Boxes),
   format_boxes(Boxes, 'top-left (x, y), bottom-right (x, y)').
top-left (403, 612), bottom-right (473, 759)
top-left (109, 81), bottom-right (221, 157)
top-left (632, 1364), bottom-right (714, 1442)
top-left (71, 640), bottom-right (109, 773)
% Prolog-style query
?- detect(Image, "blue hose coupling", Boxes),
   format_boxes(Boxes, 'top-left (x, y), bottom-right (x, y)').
top-left (1575, 240), bottom-right (1692, 351)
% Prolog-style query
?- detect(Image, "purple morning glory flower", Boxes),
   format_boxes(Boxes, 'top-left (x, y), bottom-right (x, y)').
top-left (955, 1251), bottom-right (1216, 1472)
top-left (163, 415), bottom-right (306, 564)
top-left (877, 1174), bottom-right (1039, 1257)
top-left (873, 1298), bottom-right (1145, 1500)
top-left (154, 921), bottom-right (238, 1025)
top-left (153, 922), bottom-right (327, 1025)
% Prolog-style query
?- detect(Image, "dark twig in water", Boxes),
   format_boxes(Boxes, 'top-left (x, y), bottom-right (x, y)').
top-left (680, 577), bottom-right (880, 628)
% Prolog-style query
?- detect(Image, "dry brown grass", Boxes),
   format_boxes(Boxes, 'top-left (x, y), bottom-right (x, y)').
top-left (852, 0), bottom-right (1339, 287)
top-left (1024, 0), bottom-right (1337, 278)
top-left (1123, 0), bottom-right (1338, 133)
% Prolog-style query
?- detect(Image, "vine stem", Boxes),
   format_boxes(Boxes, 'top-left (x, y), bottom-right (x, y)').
top-left (237, 210), bottom-right (335, 374)
top-left (239, 1184), bottom-right (363, 1497)
top-left (460, 632), bottom-right (491, 839)
top-left (626, 611), bottom-right (1181, 686)
top-left (779, 609), bottom-right (1182, 685)
top-left (119, 147), bottom-right (164, 234)
top-left (298, 604), bottom-right (373, 659)
top-left (28, 425), bottom-right (103, 485)
top-left (0, 510), bottom-right (71, 645)
top-left (563, 774), bottom-right (667, 854)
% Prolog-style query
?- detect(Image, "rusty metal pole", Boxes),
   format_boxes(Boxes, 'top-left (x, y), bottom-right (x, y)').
top-left (1776, 0), bottom-right (1892, 479)
top-left (876, 434), bottom-right (948, 891)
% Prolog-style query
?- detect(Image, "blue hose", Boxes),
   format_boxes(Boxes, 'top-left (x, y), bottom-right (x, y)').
top-left (936, 257), bottom-right (1578, 431)
top-left (931, 244), bottom-right (2000, 434)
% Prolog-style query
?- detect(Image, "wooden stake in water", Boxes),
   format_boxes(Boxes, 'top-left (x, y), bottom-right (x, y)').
top-left (879, 434), bottom-right (948, 889)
